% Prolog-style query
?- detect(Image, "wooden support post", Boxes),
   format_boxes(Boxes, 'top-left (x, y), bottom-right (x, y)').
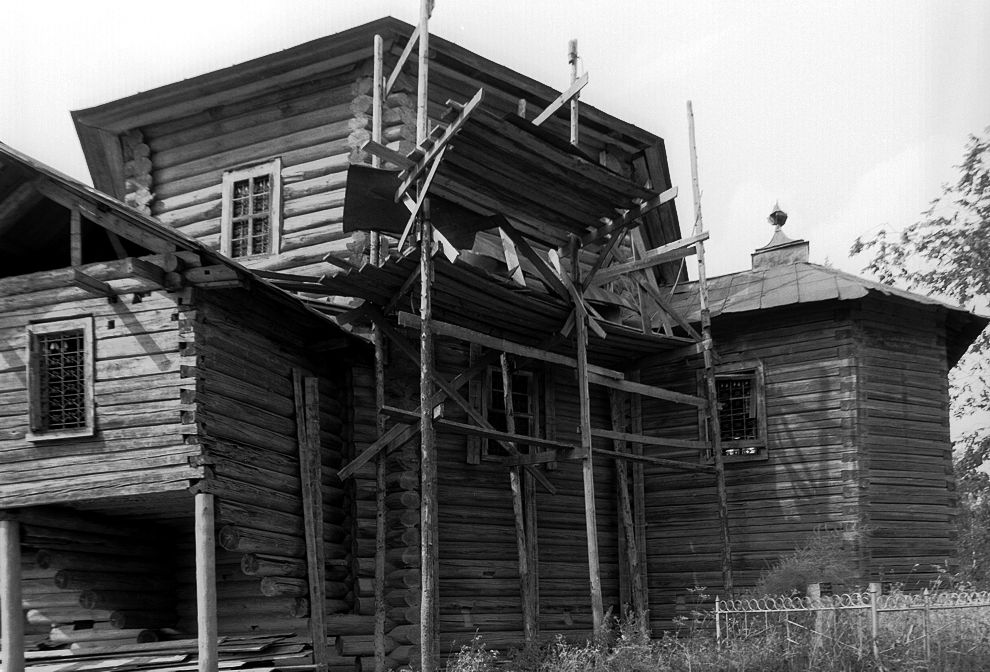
top-left (502, 355), bottom-right (536, 644)
top-left (688, 100), bottom-right (733, 596)
top-left (371, 32), bottom-right (389, 672)
top-left (609, 391), bottom-right (647, 627)
top-left (1, 516), bottom-right (24, 672)
top-left (194, 492), bottom-right (218, 672)
top-left (576, 307), bottom-right (604, 635)
top-left (568, 39), bottom-right (579, 147)
top-left (69, 207), bottom-right (82, 267)
top-left (629, 371), bottom-right (650, 628)
top-left (417, 2), bottom-right (438, 670)
top-left (294, 372), bottom-right (328, 671)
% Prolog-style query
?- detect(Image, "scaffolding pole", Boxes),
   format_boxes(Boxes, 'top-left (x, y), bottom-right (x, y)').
top-left (687, 100), bottom-right (733, 596)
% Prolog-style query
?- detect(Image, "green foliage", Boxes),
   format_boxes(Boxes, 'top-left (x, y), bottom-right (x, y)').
top-left (754, 526), bottom-right (860, 596)
top-left (851, 127), bottom-right (990, 586)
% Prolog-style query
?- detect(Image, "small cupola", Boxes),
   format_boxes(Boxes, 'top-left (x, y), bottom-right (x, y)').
top-left (751, 203), bottom-right (809, 269)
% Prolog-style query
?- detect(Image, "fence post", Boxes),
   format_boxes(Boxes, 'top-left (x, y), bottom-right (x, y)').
top-left (922, 588), bottom-right (931, 667)
top-left (715, 596), bottom-right (721, 647)
top-left (869, 582), bottom-right (882, 670)
top-left (807, 583), bottom-right (823, 656)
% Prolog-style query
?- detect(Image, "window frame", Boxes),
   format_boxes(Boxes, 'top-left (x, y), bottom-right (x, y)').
top-left (700, 360), bottom-right (767, 463)
top-left (481, 365), bottom-right (541, 460)
top-left (220, 158), bottom-right (282, 259)
top-left (26, 316), bottom-right (95, 441)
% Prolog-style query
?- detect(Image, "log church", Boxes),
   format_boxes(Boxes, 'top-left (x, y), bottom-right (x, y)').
top-left (0, 12), bottom-right (985, 672)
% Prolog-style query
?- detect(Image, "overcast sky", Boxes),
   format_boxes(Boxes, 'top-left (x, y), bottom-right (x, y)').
top-left (1, 0), bottom-right (988, 280)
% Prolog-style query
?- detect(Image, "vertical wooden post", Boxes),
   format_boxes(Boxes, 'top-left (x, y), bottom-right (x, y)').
top-left (687, 100), bottom-right (733, 596)
top-left (523, 470), bottom-right (539, 626)
top-left (69, 207), bottom-right (82, 267)
top-left (629, 371), bottom-right (649, 628)
top-left (501, 355), bottom-right (536, 643)
top-left (294, 372), bottom-right (327, 670)
top-left (568, 39), bottom-right (579, 146)
top-left (575, 307), bottom-right (604, 635)
top-left (194, 492), bottom-right (218, 672)
top-left (370, 33), bottom-right (389, 672)
top-left (416, 2), bottom-right (438, 670)
top-left (1, 516), bottom-right (24, 672)
top-left (609, 391), bottom-right (646, 625)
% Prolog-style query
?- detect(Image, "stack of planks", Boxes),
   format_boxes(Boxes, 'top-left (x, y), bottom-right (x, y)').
top-left (19, 508), bottom-right (176, 650)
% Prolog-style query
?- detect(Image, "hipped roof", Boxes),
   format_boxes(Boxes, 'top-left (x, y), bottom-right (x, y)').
top-left (666, 261), bottom-right (988, 367)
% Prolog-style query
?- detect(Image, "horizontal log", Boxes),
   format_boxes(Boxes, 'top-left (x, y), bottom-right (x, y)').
top-left (79, 589), bottom-right (174, 611)
top-left (241, 553), bottom-right (308, 578)
top-left (54, 570), bottom-right (174, 592)
top-left (260, 576), bottom-right (308, 598)
top-left (50, 626), bottom-right (156, 644)
top-left (110, 609), bottom-right (178, 629)
top-left (26, 607), bottom-right (112, 625)
top-left (36, 550), bottom-right (162, 574)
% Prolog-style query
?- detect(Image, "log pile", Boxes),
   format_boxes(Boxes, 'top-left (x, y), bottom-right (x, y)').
top-left (16, 508), bottom-right (177, 650)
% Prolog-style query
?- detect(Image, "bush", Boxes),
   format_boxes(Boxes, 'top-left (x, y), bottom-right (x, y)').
top-left (754, 526), bottom-right (860, 597)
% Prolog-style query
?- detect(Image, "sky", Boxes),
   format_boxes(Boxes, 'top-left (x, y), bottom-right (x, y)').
top-left (1, 1), bottom-right (988, 280)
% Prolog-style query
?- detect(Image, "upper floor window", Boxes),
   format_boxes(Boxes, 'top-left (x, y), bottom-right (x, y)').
top-left (221, 158), bottom-right (282, 259)
top-left (484, 366), bottom-right (539, 458)
top-left (702, 360), bottom-right (767, 461)
top-left (27, 317), bottom-right (94, 440)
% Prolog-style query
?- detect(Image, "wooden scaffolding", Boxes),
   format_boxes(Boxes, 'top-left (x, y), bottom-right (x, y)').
top-left (273, 3), bottom-right (734, 670)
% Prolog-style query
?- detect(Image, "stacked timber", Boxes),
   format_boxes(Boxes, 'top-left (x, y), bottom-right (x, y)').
top-left (18, 508), bottom-right (176, 649)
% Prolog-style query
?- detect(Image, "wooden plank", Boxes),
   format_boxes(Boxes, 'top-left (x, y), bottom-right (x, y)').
top-left (1, 518), bottom-right (24, 672)
top-left (72, 269), bottom-right (114, 298)
top-left (593, 447), bottom-right (715, 473)
top-left (496, 218), bottom-right (569, 300)
top-left (687, 100), bottom-right (733, 596)
top-left (385, 24), bottom-right (420, 97)
top-left (397, 145), bottom-right (448, 251)
top-left (502, 355), bottom-right (536, 643)
top-left (532, 72), bottom-right (589, 127)
top-left (590, 427), bottom-right (706, 451)
top-left (195, 492), bottom-right (218, 672)
top-left (293, 371), bottom-right (328, 670)
top-left (381, 406), bottom-right (579, 453)
top-left (396, 88), bottom-right (485, 202)
top-left (587, 231), bottom-right (709, 287)
top-left (610, 391), bottom-right (647, 624)
top-left (587, 372), bottom-right (707, 408)
top-left (580, 186), bottom-right (678, 246)
top-left (70, 208), bottom-right (82, 267)
top-left (576, 309), bottom-right (604, 636)
top-left (360, 140), bottom-right (415, 170)
top-left (397, 312), bottom-right (624, 381)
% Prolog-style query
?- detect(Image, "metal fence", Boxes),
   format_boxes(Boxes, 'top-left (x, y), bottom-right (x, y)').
top-left (715, 585), bottom-right (990, 670)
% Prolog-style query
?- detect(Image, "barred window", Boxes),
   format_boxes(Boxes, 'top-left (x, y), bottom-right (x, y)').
top-left (702, 361), bottom-right (767, 461)
top-left (27, 317), bottom-right (94, 440)
top-left (222, 159), bottom-right (282, 259)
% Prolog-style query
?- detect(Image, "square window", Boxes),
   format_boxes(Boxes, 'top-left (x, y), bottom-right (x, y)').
top-left (27, 317), bottom-right (94, 441)
top-left (221, 159), bottom-right (282, 259)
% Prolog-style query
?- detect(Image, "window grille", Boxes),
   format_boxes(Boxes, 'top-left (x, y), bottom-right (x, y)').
top-left (37, 329), bottom-right (88, 430)
top-left (27, 317), bottom-right (94, 440)
top-left (717, 376), bottom-right (758, 442)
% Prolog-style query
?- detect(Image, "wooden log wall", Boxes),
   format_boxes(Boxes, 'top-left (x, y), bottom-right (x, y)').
top-left (140, 69), bottom-right (415, 279)
top-left (0, 264), bottom-right (202, 508)
top-left (182, 289), bottom-right (355, 641)
top-left (856, 297), bottom-right (955, 586)
top-left (638, 303), bottom-right (862, 630)
top-left (15, 507), bottom-right (177, 650)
